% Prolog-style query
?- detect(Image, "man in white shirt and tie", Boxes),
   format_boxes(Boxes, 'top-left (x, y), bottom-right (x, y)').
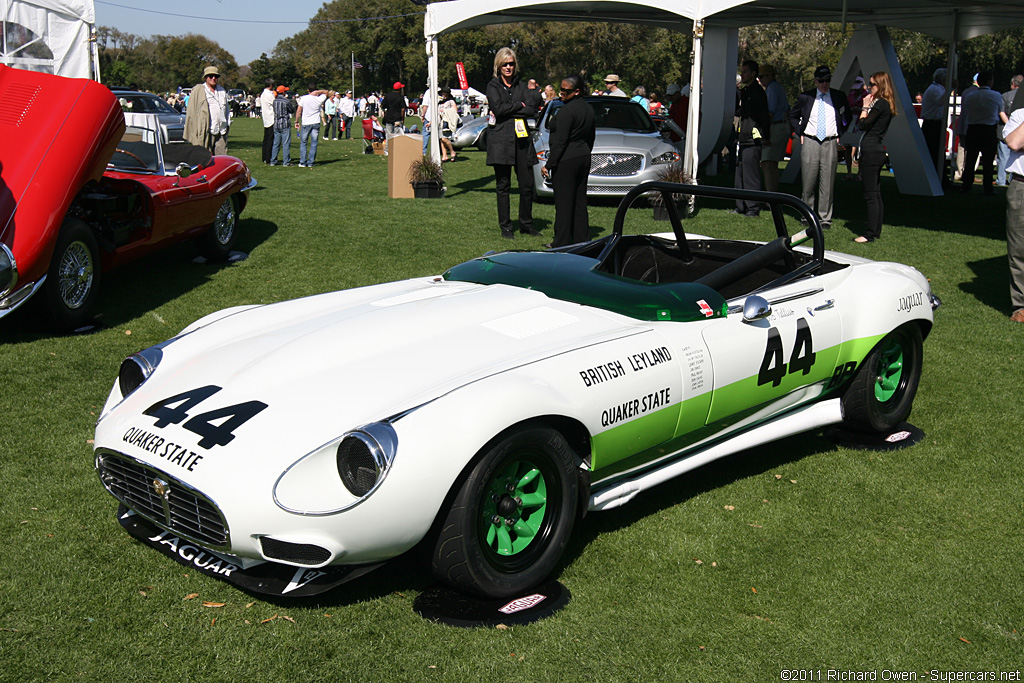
top-left (788, 65), bottom-right (852, 228)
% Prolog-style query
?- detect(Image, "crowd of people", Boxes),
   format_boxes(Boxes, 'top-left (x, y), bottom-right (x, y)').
top-left (171, 59), bottom-right (1023, 324)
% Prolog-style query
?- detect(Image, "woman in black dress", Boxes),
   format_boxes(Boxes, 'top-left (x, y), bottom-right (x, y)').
top-left (853, 71), bottom-right (897, 243)
top-left (541, 75), bottom-right (595, 247)
top-left (485, 47), bottom-right (541, 239)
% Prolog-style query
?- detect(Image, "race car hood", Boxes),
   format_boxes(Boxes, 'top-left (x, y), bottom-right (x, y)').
top-left (97, 276), bottom-right (644, 487)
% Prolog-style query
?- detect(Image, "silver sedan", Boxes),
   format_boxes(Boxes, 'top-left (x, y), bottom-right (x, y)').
top-left (533, 97), bottom-right (679, 197)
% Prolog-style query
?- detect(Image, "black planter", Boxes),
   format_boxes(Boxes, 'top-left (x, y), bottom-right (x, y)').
top-left (652, 203), bottom-right (685, 221)
top-left (412, 181), bottom-right (444, 199)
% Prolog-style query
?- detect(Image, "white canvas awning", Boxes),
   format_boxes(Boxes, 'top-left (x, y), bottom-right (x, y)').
top-left (1, 0), bottom-right (98, 79)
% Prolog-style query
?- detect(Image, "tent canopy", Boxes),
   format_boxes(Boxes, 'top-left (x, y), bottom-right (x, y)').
top-left (0, 0), bottom-right (96, 78)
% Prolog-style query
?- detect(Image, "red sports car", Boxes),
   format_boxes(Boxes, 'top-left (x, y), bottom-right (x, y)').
top-left (0, 65), bottom-right (255, 330)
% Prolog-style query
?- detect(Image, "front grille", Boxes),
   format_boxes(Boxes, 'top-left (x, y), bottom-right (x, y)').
top-left (96, 451), bottom-right (228, 548)
top-left (590, 153), bottom-right (643, 177)
top-left (260, 537), bottom-right (332, 566)
top-left (587, 185), bottom-right (635, 195)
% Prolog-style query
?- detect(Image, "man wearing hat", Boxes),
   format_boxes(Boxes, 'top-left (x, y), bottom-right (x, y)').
top-left (184, 65), bottom-right (231, 155)
top-left (382, 82), bottom-right (407, 143)
top-left (788, 65), bottom-right (852, 228)
top-left (269, 85), bottom-right (295, 166)
top-left (603, 74), bottom-right (627, 97)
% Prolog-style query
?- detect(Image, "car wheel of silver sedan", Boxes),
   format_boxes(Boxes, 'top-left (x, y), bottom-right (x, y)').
top-left (198, 195), bottom-right (239, 261)
top-left (431, 424), bottom-right (578, 599)
top-left (43, 218), bottom-right (100, 330)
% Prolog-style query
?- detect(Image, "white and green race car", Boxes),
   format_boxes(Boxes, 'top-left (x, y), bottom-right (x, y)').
top-left (94, 183), bottom-right (939, 599)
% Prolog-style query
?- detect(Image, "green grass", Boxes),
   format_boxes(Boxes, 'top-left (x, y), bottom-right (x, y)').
top-left (1, 117), bottom-right (1021, 682)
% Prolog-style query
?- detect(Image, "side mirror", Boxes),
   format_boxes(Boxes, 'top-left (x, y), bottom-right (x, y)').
top-left (742, 295), bottom-right (772, 323)
top-left (176, 162), bottom-right (192, 178)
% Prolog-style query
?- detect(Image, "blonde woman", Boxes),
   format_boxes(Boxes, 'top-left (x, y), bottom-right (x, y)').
top-left (485, 47), bottom-right (540, 239)
top-left (853, 71), bottom-right (898, 243)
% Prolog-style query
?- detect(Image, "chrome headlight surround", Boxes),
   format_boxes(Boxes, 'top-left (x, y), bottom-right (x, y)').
top-left (118, 346), bottom-right (164, 398)
top-left (651, 150), bottom-right (680, 165)
top-left (336, 422), bottom-right (398, 499)
top-left (0, 242), bottom-right (17, 299)
top-left (274, 421), bottom-right (399, 516)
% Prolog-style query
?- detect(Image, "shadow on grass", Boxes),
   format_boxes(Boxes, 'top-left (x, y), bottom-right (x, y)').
top-left (0, 218), bottom-right (278, 338)
top-left (961, 254), bottom-right (1010, 313)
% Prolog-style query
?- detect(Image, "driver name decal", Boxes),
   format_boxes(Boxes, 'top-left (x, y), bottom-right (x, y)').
top-left (602, 387), bottom-right (671, 427)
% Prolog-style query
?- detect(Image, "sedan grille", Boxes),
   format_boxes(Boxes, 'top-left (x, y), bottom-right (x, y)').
top-left (96, 450), bottom-right (228, 548)
top-left (590, 153), bottom-right (643, 177)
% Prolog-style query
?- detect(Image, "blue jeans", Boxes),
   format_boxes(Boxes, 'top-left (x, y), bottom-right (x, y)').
top-left (270, 128), bottom-right (291, 165)
top-left (300, 124), bottom-right (320, 166)
top-left (998, 140), bottom-right (1011, 185)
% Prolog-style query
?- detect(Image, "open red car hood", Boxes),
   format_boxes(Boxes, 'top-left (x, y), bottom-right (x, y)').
top-left (0, 65), bottom-right (125, 287)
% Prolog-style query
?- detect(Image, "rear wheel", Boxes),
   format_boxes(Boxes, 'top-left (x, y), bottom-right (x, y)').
top-left (42, 218), bottom-right (100, 330)
top-left (198, 195), bottom-right (238, 261)
top-left (842, 324), bottom-right (923, 432)
top-left (432, 425), bottom-right (578, 599)
top-left (476, 129), bottom-right (488, 152)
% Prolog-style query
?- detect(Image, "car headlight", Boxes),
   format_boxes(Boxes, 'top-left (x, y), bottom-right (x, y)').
top-left (118, 346), bottom-right (164, 397)
top-left (336, 423), bottom-right (398, 498)
top-left (0, 242), bottom-right (16, 298)
top-left (651, 150), bottom-right (680, 165)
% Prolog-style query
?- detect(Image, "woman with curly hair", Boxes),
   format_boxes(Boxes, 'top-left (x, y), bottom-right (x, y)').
top-left (853, 71), bottom-right (897, 243)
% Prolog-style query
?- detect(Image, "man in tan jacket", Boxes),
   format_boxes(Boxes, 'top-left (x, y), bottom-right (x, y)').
top-left (184, 65), bottom-right (230, 155)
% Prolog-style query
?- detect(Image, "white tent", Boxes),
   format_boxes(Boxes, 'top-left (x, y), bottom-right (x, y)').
top-left (1, 0), bottom-right (98, 79)
top-left (423, 0), bottom-right (1024, 193)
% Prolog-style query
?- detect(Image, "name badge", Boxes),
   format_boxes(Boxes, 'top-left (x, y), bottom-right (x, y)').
top-left (514, 119), bottom-right (528, 138)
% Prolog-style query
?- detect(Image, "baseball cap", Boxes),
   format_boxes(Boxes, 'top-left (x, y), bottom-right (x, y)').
top-left (814, 65), bottom-right (832, 81)
top-left (393, 81), bottom-right (405, 90)
top-left (666, 83), bottom-right (681, 96)
top-left (276, 85), bottom-right (289, 94)
top-left (852, 76), bottom-right (865, 87)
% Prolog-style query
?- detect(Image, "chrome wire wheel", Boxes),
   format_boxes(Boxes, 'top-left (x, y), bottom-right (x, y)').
top-left (212, 197), bottom-right (237, 246)
top-left (56, 240), bottom-right (95, 310)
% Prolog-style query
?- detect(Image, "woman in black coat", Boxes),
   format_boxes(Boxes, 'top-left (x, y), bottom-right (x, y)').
top-left (541, 75), bottom-right (595, 247)
top-left (853, 71), bottom-right (897, 243)
top-left (485, 47), bottom-right (541, 239)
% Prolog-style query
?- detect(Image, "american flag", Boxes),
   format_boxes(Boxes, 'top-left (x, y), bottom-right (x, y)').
top-left (352, 59), bottom-right (363, 69)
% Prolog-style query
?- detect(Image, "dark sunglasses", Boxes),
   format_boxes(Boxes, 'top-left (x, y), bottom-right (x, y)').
top-left (869, 81), bottom-right (878, 87)
top-left (501, 62), bottom-right (515, 68)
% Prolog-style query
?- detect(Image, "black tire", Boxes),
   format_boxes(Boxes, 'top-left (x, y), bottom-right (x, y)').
top-left (198, 195), bottom-right (239, 261)
top-left (42, 218), bottom-right (100, 330)
top-left (432, 425), bottom-right (579, 599)
top-left (476, 129), bottom-right (487, 152)
top-left (842, 324), bottom-right (923, 432)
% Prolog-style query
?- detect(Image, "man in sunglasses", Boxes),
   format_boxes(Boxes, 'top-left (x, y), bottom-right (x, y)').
top-left (184, 65), bottom-right (231, 155)
top-left (788, 65), bottom-right (851, 228)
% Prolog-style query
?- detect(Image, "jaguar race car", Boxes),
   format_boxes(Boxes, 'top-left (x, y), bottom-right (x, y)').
top-left (0, 65), bottom-right (254, 330)
top-left (94, 183), bottom-right (938, 599)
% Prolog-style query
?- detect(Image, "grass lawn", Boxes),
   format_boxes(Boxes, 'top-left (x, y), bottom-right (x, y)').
top-left (1, 116), bottom-right (1021, 682)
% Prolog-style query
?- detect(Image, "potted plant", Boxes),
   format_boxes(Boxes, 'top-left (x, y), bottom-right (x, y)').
top-left (408, 155), bottom-right (446, 199)
top-left (649, 163), bottom-right (695, 220)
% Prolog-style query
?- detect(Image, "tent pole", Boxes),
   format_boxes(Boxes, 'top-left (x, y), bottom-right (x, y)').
top-left (685, 18), bottom-right (704, 182)
top-left (944, 10), bottom-right (959, 186)
top-left (427, 36), bottom-right (440, 164)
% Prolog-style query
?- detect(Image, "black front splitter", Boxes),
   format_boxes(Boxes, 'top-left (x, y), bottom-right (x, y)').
top-left (117, 505), bottom-right (383, 598)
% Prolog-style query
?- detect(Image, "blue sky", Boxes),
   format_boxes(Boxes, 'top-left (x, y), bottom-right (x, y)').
top-left (95, 0), bottom-right (330, 65)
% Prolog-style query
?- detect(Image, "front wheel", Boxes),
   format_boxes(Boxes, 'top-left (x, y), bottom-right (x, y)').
top-left (842, 324), bottom-right (923, 432)
top-left (198, 195), bottom-right (238, 261)
top-left (42, 218), bottom-right (100, 330)
top-left (431, 425), bottom-right (579, 599)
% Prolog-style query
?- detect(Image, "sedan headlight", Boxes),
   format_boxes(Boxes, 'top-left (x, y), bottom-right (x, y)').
top-left (651, 150), bottom-right (680, 165)
top-left (0, 242), bottom-right (16, 298)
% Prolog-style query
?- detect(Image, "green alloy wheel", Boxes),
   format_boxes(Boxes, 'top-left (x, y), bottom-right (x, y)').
top-left (432, 424), bottom-right (578, 599)
top-left (843, 323), bottom-right (923, 433)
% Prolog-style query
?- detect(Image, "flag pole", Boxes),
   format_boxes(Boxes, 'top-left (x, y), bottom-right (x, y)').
top-left (351, 52), bottom-right (355, 97)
